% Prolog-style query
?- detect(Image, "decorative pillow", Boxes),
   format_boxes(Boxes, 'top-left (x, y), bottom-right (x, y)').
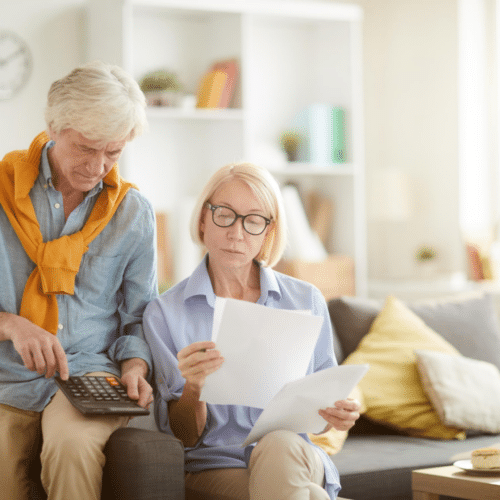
top-left (343, 295), bottom-right (465, 440)
top-left (329, 293), bottom-right (500, 369)
top-left (416, 349), bottom-right (500, 433)
top-left (308, 385), bottom-right (365, 455)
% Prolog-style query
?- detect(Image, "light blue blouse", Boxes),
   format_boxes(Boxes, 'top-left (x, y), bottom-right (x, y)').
top-left (143, 256), bottom-right (341, 499)
top-left (0, 141), bottom-right (156, 411)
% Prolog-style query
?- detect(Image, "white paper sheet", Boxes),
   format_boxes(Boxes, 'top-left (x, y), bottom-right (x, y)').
top-left (243, 364), bottom-right (369, 446)
top-left (200, 298), bottom-right (323, 409)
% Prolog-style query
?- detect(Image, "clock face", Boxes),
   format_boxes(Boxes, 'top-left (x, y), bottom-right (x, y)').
top-left (0, 31), bottom-right (32, 100)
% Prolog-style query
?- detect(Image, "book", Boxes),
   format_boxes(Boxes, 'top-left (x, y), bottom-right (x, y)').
top-left (293, 104), bottom-right (346, 165)
top-left (212, 59), bottom-right (238, 108)
top-left (155, 212), bottom-right (173, 289)
top-left (305, 189), bottom-right (333, 247)
top-left (196, 70), bottom-right (228, 108)
top-left (196, 59), bottom-right (239, 108)
top-left (465, 243), bottom-right (485, 281)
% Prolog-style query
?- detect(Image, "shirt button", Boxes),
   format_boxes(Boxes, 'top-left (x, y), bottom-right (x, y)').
top-left (54, 203), bottom-right (61, 209)
top-left (58, 324), bottom-right (64, 330)
top-left (43, 184), bottom-right (48, 189)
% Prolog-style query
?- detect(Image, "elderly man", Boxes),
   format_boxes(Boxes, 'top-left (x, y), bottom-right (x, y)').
top-left (0, 61), bottom-right (157, 500)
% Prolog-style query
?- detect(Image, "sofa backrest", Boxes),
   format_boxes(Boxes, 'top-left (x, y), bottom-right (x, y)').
top-left (328, 292), bottom-right (500, 369)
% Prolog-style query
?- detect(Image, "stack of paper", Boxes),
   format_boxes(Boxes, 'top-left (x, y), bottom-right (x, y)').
top-left (201, 298), bottom-right (323, 408)
top-left (199, 298), bottom-right (369, 446)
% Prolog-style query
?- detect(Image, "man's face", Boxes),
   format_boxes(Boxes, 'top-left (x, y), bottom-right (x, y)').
top-left (48, 128), bottom-right (127, 194)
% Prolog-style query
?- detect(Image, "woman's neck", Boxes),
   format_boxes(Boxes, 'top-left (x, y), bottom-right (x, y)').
top-left (208, 259), bottom-right (261, 302)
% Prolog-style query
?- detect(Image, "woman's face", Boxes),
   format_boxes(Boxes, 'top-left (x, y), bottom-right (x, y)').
top-left (201, 179), bottom-right (270, 272)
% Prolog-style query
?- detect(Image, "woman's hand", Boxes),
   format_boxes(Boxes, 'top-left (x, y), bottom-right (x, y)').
top-left (177, 340), bottom-right (224, 392)
top-left (170, 341), bottom-right (224, 446)
top-left (318, 398), bottom-right (361, 433)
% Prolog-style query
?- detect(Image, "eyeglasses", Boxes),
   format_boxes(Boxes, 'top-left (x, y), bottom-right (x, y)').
top-left (206, 203), bottom-right (271, 235)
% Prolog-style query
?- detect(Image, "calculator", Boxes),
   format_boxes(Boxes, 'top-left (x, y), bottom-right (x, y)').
top-left (55, 375), bottom-right (150, 416)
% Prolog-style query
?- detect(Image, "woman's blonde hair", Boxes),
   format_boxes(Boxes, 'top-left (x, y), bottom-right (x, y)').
top-left (45, 60), bottom-right (147, 142)
top-left (190, 162), bottom-right (288, 268)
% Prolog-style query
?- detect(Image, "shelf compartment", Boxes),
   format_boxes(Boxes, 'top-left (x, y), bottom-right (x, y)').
top-left (146, 107), bottom-right (244, 120)
top-left (268, 164), bottom-right (356, 176)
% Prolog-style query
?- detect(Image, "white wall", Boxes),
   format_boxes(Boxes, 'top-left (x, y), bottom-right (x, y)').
top-left (0, 0), bottom-right (466, 283)
top-left (343, 0), bottom-right (464, 280)
top-left (0, 0), bottom-right (86, 153)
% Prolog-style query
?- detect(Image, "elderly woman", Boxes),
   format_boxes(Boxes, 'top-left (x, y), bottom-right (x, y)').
top-left (143, 162), bottom-right (360, 500)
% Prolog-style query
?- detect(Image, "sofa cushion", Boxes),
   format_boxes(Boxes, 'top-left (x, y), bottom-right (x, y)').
top-left (102, 428), bottom-right (185, 500)
top-left (342, 295), bottom-right (465, 439)
top-left (328, 296), bottom-right (380, 362)
top-left (416, 349), bottom-right (500, 433)
top-left (335, 433), bottom-right (500, 500)
top-left (329, 292), bottom-right (500, 369)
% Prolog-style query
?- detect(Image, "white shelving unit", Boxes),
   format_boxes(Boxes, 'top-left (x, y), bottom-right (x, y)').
top-left (88, 0), bottom-right (367, 295)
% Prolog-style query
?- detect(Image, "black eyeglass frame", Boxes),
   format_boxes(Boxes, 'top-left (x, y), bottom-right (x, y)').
top-left (206, 203), bottom-right (272, 235)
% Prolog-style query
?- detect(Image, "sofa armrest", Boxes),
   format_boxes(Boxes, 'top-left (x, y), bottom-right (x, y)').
top-left (102, 427), bottom-right (185, 500)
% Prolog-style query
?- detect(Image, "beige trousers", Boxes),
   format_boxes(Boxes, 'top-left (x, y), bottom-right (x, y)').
top-left (0, 372), bottom-right (128, 500)
top-left (185, 430), bottom-right (330, 500)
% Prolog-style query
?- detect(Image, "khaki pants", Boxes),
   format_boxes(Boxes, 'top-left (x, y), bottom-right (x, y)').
top-left (0, 373), bottom-right (129, 500)
top-left (185, 430), bottom-right (330, 500)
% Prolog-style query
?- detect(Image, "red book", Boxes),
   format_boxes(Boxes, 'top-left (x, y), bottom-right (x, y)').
top-left (211, 59), bottom-right (239, 108)
top-left (466, 243), bottom-right (484, 281)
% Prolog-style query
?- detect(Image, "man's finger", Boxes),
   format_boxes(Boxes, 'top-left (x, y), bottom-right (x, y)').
top-left (18, 345), bottom-right (36, 372)
top-left (31, 346), bottom-right (48, 375)
top-left (136, 378), bottom-right (153, 408)
top-left (53, 341), bottom-right (69, 380)
top-left (43, 344), bottom-right (57, 378)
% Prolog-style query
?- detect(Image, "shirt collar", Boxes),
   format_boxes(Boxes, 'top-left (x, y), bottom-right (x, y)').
top-left (183, 254), bottom-right (282, 308)
top-left (258, 263), bottom-right (281, 304)
top-left (39, 140), bottom-right (104, 197)
top-left (183, 255), bottom-right (216, 307)
top-left (39, 141), bottom-right (55, 187)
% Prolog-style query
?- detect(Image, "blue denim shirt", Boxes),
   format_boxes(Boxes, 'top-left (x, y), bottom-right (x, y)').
top-left (143, 256), bottom-right (341, 499)
top-left (0, 141), bottom-right (156, 411)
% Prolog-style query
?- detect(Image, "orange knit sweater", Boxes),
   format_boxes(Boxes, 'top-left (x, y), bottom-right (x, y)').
top-left (0, 131), bottom-right (134, 334)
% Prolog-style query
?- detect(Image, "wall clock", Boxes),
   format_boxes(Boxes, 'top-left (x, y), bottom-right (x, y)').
top-left (0, 30), bottom-right (32, 100)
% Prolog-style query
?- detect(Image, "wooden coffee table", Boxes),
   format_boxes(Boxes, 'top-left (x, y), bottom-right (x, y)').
top-left (412, 465), bottom-right (500, 500)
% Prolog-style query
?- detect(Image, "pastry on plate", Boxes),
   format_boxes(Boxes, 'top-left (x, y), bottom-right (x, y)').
top-left (471, 447), bottom-right (500, 469)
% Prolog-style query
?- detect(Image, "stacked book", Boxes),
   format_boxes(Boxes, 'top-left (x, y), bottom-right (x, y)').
top-left (293, 104), bottom-right (346, 165)
top-left (196, 59), bottom-right (238, 108)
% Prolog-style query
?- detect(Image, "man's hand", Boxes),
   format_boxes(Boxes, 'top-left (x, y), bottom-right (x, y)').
top-left (120, 357), bottom-right (153, 408)
top-left (0, 312), bottom-right (69, 380)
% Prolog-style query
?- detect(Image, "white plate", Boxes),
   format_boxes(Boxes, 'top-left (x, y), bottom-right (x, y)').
top-left (454, 459), bottom-right (500, 474)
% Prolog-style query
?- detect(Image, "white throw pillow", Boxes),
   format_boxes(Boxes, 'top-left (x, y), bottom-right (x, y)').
top-left (415, 349), bottom-right (500, 433)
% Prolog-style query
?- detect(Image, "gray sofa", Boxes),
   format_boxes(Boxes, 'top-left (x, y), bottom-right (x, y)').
top-left (28, 424), bottom-right (184, 500)
top-left (30, 291), bottom-right (500, 500)
top-left (328, 292), bottom-right (500, 500)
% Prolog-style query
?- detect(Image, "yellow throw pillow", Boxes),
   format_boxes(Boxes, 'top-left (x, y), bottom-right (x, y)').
top-left (343, 295), bottom-right (465, 440)
top-left (308, 385), bottom-right (365, 455)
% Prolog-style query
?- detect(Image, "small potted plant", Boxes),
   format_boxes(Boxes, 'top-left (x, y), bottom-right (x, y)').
top-left (139, 69), bottom-right (183, 107)
top-left (415, 245), bottom-right (439, 278)
top-left (415, 246), bottom-right (437, 262)
top-left (280, 130), bottom-right (302, 162)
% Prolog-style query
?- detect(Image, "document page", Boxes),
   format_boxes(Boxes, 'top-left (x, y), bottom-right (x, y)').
top-left (200, 298), bottom-right (323, 409)
top-left (243, 364), bottom-right (369, 446)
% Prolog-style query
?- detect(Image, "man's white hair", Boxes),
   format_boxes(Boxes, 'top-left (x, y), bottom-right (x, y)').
top-left (45, 60), bottom-right (147, 142)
